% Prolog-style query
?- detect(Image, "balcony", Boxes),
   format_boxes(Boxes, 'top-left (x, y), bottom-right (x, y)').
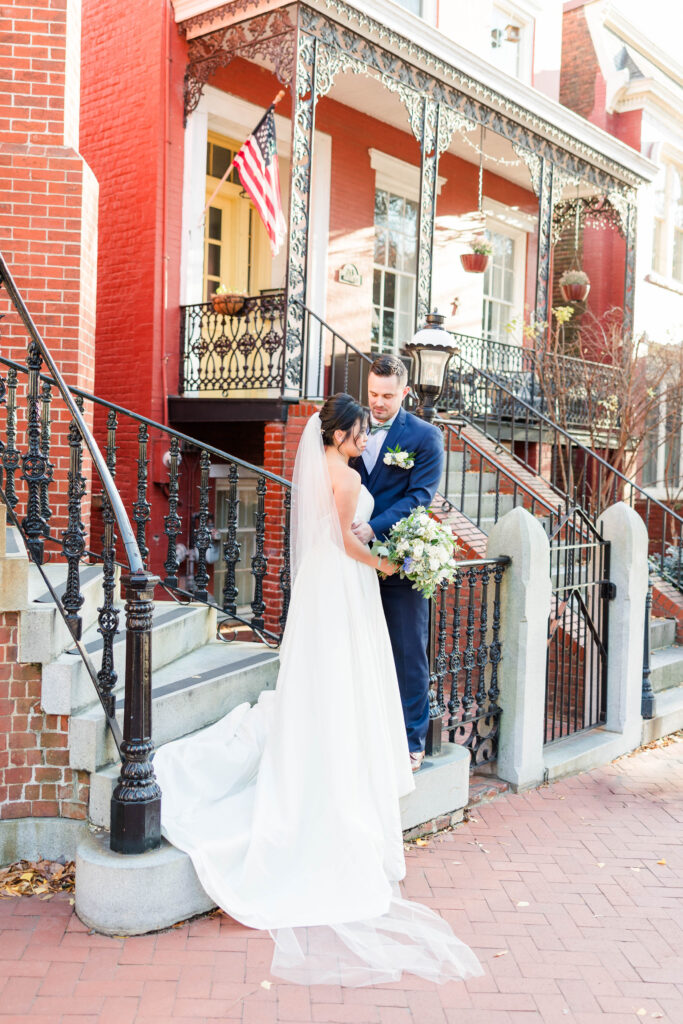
top-left (170, 290), bottom-right (288, 424)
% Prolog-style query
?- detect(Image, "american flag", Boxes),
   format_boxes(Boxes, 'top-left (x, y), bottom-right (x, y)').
top-left (233, 108), bottom-right (287, 256)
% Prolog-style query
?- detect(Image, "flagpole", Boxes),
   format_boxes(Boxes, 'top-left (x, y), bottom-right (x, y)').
top-left (197, 89), bottom-right (286, 227)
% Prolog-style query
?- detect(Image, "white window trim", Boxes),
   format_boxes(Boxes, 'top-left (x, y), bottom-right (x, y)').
top-left (482, 205), bottom-right (529, 339)
top-left (649, 147), bottom-right (683, 286)
top-left (369, 148), bottom-right (446, 202)
top-left (490, 1), bottom-right (534, 84)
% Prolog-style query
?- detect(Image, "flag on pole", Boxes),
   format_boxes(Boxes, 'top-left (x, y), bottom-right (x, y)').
top-left (233, 108), bottom-right (287, 256)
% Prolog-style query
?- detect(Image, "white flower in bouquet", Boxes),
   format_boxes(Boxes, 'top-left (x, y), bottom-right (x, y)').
top-left (371, 506), bottom-right (460, 599)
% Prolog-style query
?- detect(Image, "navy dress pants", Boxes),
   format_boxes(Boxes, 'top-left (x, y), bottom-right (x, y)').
top-left (379, 581), bottom-right (430, 753)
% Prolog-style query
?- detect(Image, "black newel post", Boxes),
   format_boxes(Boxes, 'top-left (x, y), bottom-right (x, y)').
top-left (641, 575), bottom-right (655, 720)
top-left (110, 569), bottom-right (161, 854)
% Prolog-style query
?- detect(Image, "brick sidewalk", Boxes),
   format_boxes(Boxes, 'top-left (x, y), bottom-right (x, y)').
top-left (0, 737), bottom-right (681, 1023)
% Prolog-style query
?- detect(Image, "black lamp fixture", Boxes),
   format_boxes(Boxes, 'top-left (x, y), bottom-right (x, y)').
top-left (403, 310), bottom-right (458, 422)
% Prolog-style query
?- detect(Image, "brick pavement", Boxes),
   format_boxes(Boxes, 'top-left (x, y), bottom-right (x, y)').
top-left (0, 736), bottom-right (681, 1023)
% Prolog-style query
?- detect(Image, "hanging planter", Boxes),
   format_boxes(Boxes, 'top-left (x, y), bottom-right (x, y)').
top-left (211, 287), bottom-right (246, 316)
top-left (559, 269), bottom-right (590, 303)
top-left (461, 239), bottom-right (492, 274)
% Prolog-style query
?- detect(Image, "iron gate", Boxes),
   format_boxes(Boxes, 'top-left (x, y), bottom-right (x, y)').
top-left (545, 507), bottom-right (612, 743)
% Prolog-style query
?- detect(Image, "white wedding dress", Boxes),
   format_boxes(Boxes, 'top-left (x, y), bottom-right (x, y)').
top-left (153, 414), bottom-right (483, 987)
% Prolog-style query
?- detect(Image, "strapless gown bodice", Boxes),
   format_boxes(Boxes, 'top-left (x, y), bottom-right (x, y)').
top-left (354, 483), bottom-right (374, 525)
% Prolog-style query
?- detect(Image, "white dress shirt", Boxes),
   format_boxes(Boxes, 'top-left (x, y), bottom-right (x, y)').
top-left (362, 416), bottom-right (395, 475)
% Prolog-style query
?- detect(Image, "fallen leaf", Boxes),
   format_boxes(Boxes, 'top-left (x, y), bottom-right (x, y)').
top-left (69, 898), bottom-right (75, 905)
top-left (415, 838), bottom-right (428, 847)
top-left (260, 980), bottom-right (272, 990)
top-left (451, 861), bottom-right (462, 865)
top-left (631, 867), bottom-right (641, 872)
top-left (651, 1014), bottom-right (663, 1019)
top-left (636, 1010), bottom-right (647, 1017)
top-left (493, 950), bottom-right (508, 957)
top-left (517, 901), bottom-right (529, 907)
top-left (596, 862), bottom-right (605, 868)
top-left (657, 859), bottom-right (666, 866)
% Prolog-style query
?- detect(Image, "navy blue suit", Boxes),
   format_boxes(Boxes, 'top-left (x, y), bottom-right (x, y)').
top-left (351, 407), bottom-right (444, 752)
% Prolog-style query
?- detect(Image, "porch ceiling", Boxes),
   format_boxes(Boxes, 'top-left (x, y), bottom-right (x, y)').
top-left (327, 71), bottom-right (534, 191)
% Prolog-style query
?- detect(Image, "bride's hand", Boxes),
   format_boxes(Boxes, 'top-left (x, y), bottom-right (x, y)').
top-left (378, 558), bottom-right (397, 577)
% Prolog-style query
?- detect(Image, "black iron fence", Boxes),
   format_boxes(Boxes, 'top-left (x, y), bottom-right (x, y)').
top-left (426, 557), bottom-right (510, 769)
top-left (545, 507), bottom-right (610, 743)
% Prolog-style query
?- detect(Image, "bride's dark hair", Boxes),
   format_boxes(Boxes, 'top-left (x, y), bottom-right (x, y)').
top-left (320, 393), bottom-right (369, 448)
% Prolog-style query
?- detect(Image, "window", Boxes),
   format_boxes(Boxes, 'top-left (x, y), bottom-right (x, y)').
top-left (490, 8), bottom-right (523, 78)
top-left (203, 132), bottom-right (271, 301)
top-left (673, 170), bottom-right (683, 283)
top-left (482, 231), bottom-right (516, 342)
top-left (651, 161), bottom-right (683, 283)
top-left (372, 188), bottom-right (418, 354)
top-left (395, 0), bottom-right (422, 12)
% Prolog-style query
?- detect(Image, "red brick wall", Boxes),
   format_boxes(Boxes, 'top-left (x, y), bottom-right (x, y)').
top-left (0, 0), bottom-right (98, 534)
top-left (0, 610), bottom-right (88, 821)
top-left (560, 4), bottom-right (642, 147)
top-left (0, 0), bottom-right (97, 823)
top-left (79, 0), bottom-right (187, 539)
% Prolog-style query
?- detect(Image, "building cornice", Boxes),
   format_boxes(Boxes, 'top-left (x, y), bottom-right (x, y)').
top-left (173, 0), bottom-right (657, 185)
top-left (602, 7), bottom-right (683, 90)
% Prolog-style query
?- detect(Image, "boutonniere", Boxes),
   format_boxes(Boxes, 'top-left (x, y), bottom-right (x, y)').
top-left (383, 444), bottom-right (416, 470)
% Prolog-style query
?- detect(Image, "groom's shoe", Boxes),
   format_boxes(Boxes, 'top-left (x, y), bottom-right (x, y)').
top-left (410, 750), bottom-right (425, 773)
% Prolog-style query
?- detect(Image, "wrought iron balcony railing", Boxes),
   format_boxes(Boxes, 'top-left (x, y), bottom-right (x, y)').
top-left (444, 331), bottom-right (621, 431)
top-left (179, 291), bottom-right (286, 395)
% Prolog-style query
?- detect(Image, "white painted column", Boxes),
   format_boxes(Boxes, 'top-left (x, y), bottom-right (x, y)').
top-left (598, 502), bottom-right (648, 750)
top-left (486, 507), bottom-right (551, 790)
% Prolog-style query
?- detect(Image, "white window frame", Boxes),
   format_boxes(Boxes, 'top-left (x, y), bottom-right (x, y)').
top-left (481, 198), bottom-right (533, 342)
top-left (490, 1), bottom-right (535, 84)
top-left (648, 146), bottom-right (683, 287)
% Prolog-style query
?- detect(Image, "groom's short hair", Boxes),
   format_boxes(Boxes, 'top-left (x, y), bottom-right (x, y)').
top-left (369, 354), bottom-right (408, 387)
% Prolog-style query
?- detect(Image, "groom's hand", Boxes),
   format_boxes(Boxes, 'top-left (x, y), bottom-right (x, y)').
top-left (351, 522), bottom-right (375, 544)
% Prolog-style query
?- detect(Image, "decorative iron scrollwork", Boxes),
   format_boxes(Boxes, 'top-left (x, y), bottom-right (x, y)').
top-left (62, 398), bottom-right (87, 640)
top-left (222, 462), bottom-right (240, 615)
top-left (97, 409), bottom-right (120, 718)
top-left (20, 342), bottom-right (50, 562)
top-left (2, 368), bottom-right (20, 509)
top-left (163, 435), bottom-right (182, 588)
top-left (250, 475), bottom-right (267, 631)
top-left (133, 423), bottom-right (150, 566)
top-left (193, 449), bottom-right (212, 602)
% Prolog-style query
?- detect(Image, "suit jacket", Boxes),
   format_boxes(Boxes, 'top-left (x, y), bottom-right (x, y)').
top-left (351, 407), bottom-right (444, 542)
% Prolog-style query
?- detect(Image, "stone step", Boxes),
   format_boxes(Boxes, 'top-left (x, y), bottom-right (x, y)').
top-left (650, 616), bottom-right (676, 651)
top-left (0, 523), bottom-right (29, 612)
top-left (79, 640), bottom-right (280, 792)
top-left (42, 599), bottom-right (215, 717)
top-left (650, 645), bottom-right (683, 694)
top-left (76, 741), bottom-right (471, 935)
top-left (20, 563), bottom-right (112, 665)
top-left (641, 684), bottom-right (683, 745)
top-left (440, 469), bottom-right (499, 495)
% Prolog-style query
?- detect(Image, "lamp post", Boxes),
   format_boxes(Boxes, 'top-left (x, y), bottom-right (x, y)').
top-left (403, 311), bottom-right (458, 422)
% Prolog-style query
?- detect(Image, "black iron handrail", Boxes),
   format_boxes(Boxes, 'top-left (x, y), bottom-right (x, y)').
top-left (0, 252), bottom-right (161, 855)
top-left (296, 300), bottom-right (374, 400)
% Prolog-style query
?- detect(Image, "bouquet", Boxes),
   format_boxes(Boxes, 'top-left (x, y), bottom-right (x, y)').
top-left (371, 506), bottom-right (458, 599)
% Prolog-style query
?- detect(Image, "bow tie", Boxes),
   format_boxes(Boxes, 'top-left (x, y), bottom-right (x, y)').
top-left (370, 422), bottom-right (391, 434)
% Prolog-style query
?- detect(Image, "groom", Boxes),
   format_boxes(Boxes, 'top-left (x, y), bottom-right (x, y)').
top-left (351, 355), bottom-right (444, 772)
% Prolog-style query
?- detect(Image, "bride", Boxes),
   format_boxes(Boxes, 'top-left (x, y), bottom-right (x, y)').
top-left (153, 394), bottom-right (483, 987)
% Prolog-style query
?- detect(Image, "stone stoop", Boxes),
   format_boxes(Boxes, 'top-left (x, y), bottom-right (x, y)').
top-left (643, 615), bottom-right (683, 743)
top-left (75, 741), bottom-right (473, 936)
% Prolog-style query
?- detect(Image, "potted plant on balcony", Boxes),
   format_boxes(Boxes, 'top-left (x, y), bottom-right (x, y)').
top-left (559, 268), bottom-right (590, 303)
top-left (460, 238), bottom-right (492, 274)
top-left (211, 284), bottom-right (247, 316)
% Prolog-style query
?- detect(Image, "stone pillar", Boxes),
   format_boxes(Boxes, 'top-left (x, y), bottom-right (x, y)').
top-left (486, 507), bottom-right (551, 790)
top-left (598, 502), bottom-right (648, 750)
top-left (284, 26), bottom-right (318, 398)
